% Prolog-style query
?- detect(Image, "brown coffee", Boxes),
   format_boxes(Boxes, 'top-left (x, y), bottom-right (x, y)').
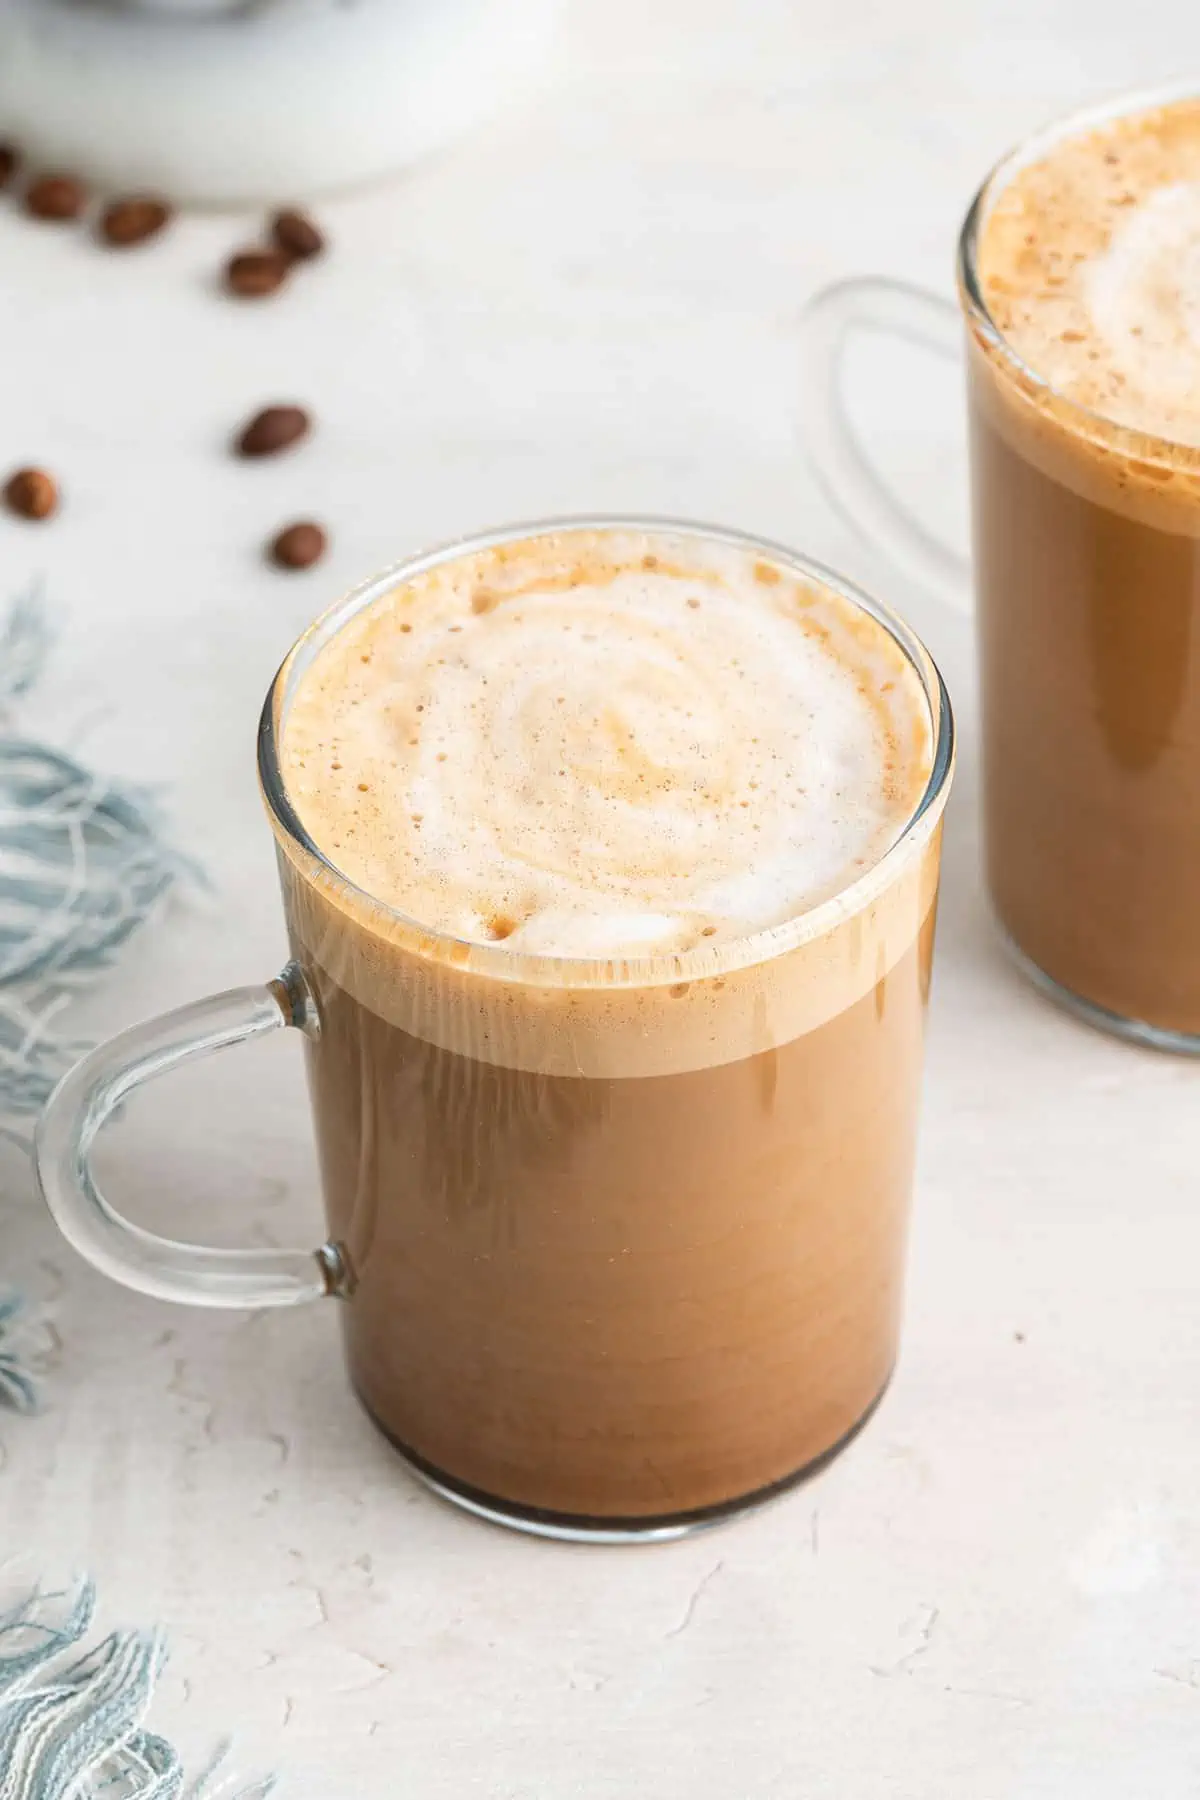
top-left (271, 525), bottom-right (949, 1526)
top-left (971, 98), bottom-right (1200, 1035)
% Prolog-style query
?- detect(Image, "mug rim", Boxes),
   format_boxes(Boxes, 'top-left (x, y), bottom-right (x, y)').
top-left (257, 515), bottom-right (954, 990)
top-left (956, 77), bottom-right (1200, 461)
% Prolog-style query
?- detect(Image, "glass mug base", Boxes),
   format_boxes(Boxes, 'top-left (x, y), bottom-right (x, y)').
top-left (358, 1377), bottom-right (894, 1544)
top-left (998, 926), bottom-right (1200, 1058)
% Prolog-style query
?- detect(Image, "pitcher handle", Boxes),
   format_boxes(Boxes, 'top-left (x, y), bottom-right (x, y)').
top-left (799, 276), bottom-right (971, 611)
top-left (33, 962), bottom-right (349, 1309)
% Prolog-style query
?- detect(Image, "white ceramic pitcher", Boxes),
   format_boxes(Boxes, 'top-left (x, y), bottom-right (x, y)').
top-left (0, 0), bottom-right (556, 204)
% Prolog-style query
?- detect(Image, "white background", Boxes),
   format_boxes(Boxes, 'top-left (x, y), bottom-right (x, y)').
top-left (2, 3), bottom-right (1200, 1794)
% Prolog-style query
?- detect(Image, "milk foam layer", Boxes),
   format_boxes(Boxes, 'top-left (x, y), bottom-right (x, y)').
top-left (979, 98), bottom-right (1200, 443)
top-left (281, 530), bottom-right (933, 960)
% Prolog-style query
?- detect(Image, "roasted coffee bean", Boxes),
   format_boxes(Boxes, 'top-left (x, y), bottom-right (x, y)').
top-left (4, 467), bottom-right (58, 521)
top-left (0, 144), bottom-right (20, 188)
top-left (101, 195), bottom-right (172, 248)
top-left (272, 208), bottom-right (324, 261)
top-left (236, 405), bottom-right (311, 459)
top-left (225, 249), bottom-right (290, 298)
top-left (270, 521), bottom-right (326, 569)
top-left (25, 174), bottom-right (87, 222)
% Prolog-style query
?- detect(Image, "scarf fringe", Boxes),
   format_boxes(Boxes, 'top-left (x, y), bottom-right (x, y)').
top-left (0, 1294), bottom-right (38, 1416)
top-left (0, 1580), bottom-right (274, 1800)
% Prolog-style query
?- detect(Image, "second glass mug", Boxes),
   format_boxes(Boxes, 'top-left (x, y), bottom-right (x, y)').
top-left (34, 517), bottom-right (954, 1543)
top-left (801, 81), bottom-right (1200, 1054)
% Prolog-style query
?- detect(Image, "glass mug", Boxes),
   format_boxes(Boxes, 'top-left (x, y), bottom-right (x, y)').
top-left (35, 518), bottom-right (954, 1542)
top-left (801, 82), bottom-right (1200, 1053)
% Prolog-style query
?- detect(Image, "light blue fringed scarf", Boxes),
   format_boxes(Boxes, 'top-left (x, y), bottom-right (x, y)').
top-left (0, 584), bottom-right (182, 1402)
top-left (0, 590), bottom-right (181, 1136)
top-left (0, 597), bottom-right (275, 1795)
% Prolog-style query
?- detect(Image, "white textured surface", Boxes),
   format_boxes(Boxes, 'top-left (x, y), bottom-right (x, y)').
top-left (3, 4), bottom-right (1200, 1793)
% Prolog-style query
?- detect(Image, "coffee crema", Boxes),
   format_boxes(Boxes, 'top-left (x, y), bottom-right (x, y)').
top-left (980, 97), bottom-right (1200, 445)
top-left (283, 529), bottom-right (932, 959)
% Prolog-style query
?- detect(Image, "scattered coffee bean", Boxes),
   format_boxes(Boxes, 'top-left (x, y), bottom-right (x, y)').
top-left (225, 249), bottom-right (290, 299)
top-left (272, 208), bottom-right (324, 262)
top-left (0, 144), bottom-right (20, 188)
top-left (236, 405), bottom-right (312, 459)
top-left (100, 195), bottom-right (171, 248)
top-left (25, 173), bottom-right (87, 222)
top-left (270, 521), bottom-right (326, 570)
top-left (4, 467), bottom-right (58, 521)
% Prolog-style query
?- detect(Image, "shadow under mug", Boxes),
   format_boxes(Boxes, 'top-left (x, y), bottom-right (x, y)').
top-left (35, 516), bottom-right (954, 1543)
top-left (801, 81), bottom-right (1200, 1054)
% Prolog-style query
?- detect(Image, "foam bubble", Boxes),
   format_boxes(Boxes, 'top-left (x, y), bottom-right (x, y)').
top-left (280, 530), bottom-right (932, 959)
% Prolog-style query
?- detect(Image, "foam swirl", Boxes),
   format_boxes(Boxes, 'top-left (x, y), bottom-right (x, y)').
top-left (1086, 181), bottom-right (1200, 421)
top-left (281, 530), bottom-right (932, 958)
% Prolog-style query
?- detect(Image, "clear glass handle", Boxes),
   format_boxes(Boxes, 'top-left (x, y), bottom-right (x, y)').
top-left (799, 276), bottom-right (971, 611)
top-left (33, 962), bottom-right (348, 1310)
